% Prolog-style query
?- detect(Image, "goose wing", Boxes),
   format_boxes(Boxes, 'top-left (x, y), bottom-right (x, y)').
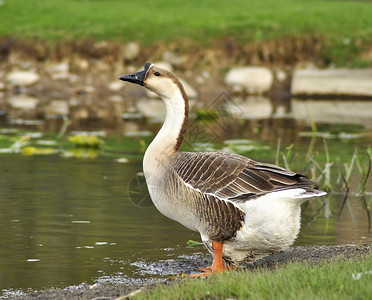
top-left (173, 151), bottom-right (317, 201)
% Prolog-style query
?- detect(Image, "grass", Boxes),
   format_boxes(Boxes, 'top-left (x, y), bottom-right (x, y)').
top-left (134, 253), bottom-right (372, 300)
top-left (1, 0), bottom-right (371, 43)
top-left (1, 0), bottom-right (372, 65)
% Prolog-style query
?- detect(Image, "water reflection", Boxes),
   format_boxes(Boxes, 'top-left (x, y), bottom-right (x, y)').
top-left (226, 96), bottom-right (273, 119)
top-left (299, 191), bottom-right (372, 246)
top-left (292, 98), bottom-right (372, 128)
top-left (2, 93), bottom-right (372, 133)
top-left (0, 137), bottom-right (371, 292)
top-left (224, 96), bottom-right (372, 131)
top-left (0, 155), bottom-right (202, 291)
top-left (0, 94), bottom-right (372, 293)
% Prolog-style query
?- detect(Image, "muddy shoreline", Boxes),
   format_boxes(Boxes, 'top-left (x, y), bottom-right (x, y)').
top-left (3, 243), bottom-right (370, 300)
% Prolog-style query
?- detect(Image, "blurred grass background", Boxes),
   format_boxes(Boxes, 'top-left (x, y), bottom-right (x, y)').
top-left (0, 0), bottom-right (372, 66)
top-left (0, 0), bottom-right (371, 43)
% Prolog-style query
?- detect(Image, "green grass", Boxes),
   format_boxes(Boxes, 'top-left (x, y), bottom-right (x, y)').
top-left (1, 0), bottom-right (372, 46)
top-left (135, 253), bottom-right (372, 300)
top-left (1, 0), bottom-right (372, 66)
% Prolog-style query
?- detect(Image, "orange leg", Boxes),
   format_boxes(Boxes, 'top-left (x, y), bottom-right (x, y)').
top-left (189, 241), bottom-right (227, 277)
top-left (199, 263), bottom-right (236, 272)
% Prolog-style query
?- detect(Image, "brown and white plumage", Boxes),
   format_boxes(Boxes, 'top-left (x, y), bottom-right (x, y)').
top-left (119, 63), bottom-right (326, 275)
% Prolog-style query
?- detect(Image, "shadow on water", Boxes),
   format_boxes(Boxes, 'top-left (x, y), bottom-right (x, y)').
top-left (0, 96), bottom-right (371, 293)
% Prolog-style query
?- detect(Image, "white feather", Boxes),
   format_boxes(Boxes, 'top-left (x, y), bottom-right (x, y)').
top-left (213, 188), bottom-right (325, 263)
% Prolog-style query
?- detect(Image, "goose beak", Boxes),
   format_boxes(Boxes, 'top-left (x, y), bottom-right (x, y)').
top-left (119, 69), bottom-right (146, 86)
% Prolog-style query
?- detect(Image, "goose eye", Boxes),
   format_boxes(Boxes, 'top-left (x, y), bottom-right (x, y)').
top-left (154, 72), bottom-right (160, 77)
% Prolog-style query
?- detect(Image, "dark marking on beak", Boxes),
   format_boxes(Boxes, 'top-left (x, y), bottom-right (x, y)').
top-left (119, 62), bottom-right (152, 86)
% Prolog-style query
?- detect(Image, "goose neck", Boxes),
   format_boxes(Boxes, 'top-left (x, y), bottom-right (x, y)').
top-left (145, 90), bottom-right (189, 161)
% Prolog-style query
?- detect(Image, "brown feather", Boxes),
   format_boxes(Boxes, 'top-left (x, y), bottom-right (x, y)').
top-left (173, 151), bottom-right (318, 202)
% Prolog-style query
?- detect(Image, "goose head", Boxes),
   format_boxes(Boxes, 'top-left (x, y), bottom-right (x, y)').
top-left (119, 62), bottom-right (186, 100)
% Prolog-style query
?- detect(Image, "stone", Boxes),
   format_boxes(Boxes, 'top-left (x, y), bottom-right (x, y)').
top-left (225, 67), bottom-right (274, 94)
top-left (6, 71), bottom-right (40, 86)
top-left (94, 61), bottom-right (110, 72)
top-left (180, 78), bottom-right (198, 99)
top-left (76, 59), bottom-right (89, 71)
top-left (68, 74), bottom-right (80, 83)
top-left (71, 107), bottom-right (89, 120)
top-left (108, 81), bottom-right (123, 92)
top-left (126, 65), bottom-right (137, 73)
top-left (124, 42), bottom-right (140, 60)
top-left (136, 98), bottom-right (165, 118)
top-left (84, 86), bottom-right (95, 93)
top-left (196, 71), bottom-right (210, 84)
top-left (69, 98), bottom-right (80, 106)
top-left (45, 100), bottom-right (69, 116)
top-left (146, 77), bottom-right (198, 99)
top-left (162, 51), bottom-right (185, 66)
top-left (45, 61), bottom-right (70, 80)
top-left (8, 95), bottom-right (39, 110)
top-left (291, 69), bottom-right (372, 96)
top-left (275, 69), bottom-right (287, 82)
top-left (108, 95), bottom-right (123, 103)
top-left (153, 61), bottom-right (173, 71)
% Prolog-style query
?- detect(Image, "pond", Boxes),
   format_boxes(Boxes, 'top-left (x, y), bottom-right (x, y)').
top-left (0, 97), bottom-right (371, 294)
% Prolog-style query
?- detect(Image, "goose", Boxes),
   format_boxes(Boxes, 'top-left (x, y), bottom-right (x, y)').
top-left (119, 63), bottom-right (326, 277)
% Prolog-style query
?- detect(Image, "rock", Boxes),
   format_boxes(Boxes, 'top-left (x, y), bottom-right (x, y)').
top-left (45, 100), bottom-right (69, 116)
top-left (6, 71), bottom-right (40, 86)
top-left (153, 61), bottom-right (173, 71)
top-left (225, 67), bottom-right (274, 94)
top-left (83, 86), bottom-right (95, 93)
top-left (94, 61), bottom-right (110, 72)
top-left (71, 107), bottom-right (89, 120)
top-left (196, 76), bottom-right (205, 84)
top-left (45, 61), bottom-right (70, 80)
top-left (69, 98), bottom-right (80, 106)
top-left (180, 78), bottom-right (198, 99)
top-left (275, 69), bottom-right (287, 82)
top-left (124, 42), bottom-right (140, 61)
top-left (0, 81), bottom-right (5, 90)
top-left (108, 81), bottom-right (123, 92)
top-left (76, 59), bottom-right (89, 71)
top-left (108, 95), bottom-right (123, 103)
top-left (196, 71), bottom-right (210, 84)
top-left (68, 74), bottom-right (80, 83)
top-left (126, 65), bottom-right (137, 73)
top-left (291, 69), bottom-right (372, 96)
top-left (8, 95), bottom-right (39, 110)
top-left (146, 77), bottom-right (198, 99)
top-left (162, 51), bottom-right (185, 66)
top-left (136, 98), bottom-right (164, 118)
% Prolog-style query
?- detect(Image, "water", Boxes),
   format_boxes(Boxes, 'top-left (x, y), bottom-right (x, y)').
top-left (0, 155), bottom-right (203, 291)
top-left (0, 103), bottom-right (371, 293)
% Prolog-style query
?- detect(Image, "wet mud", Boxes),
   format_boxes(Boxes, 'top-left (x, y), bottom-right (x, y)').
top-left (3, 243), bottom-right (370, 300)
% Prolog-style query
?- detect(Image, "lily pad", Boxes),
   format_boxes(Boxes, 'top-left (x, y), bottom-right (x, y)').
top-left (68, 135), bottom-right (103, 148)
top-left (22, 147), bottom-right (58, 156)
